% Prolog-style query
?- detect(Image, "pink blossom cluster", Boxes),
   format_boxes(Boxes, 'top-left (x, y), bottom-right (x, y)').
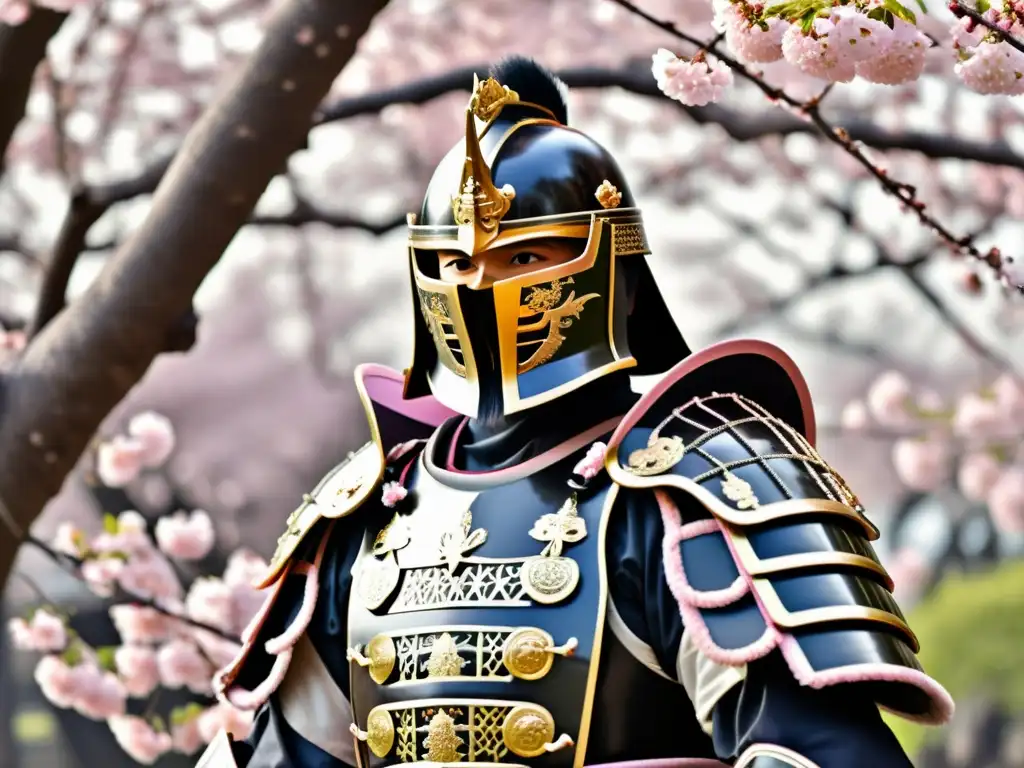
top-left (0, 0), bottom-right (83, 26)
top-left (9, 440), bottom-right (265, 762)
top-left (951, 10), bottom-right (1024, 95)
top-left (34, 655), bottom-right (128, 720)
top-left (652, 48), bottom-right (735, 107)
top-left (8, 608), bottom-right (67, 653)
top-left (96, 411), bottom-right (176, 488)
top-left (843, 370), bottom-right (1024, 532)
top-left (713, 0), bottom-right (929, 86)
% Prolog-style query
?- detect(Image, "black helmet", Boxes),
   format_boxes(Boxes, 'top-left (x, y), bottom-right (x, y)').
top-left (403, 56), bottom-right (689, 418)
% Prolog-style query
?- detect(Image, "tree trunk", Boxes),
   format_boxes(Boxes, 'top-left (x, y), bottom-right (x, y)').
top-left (0, 0), bottom-right (392, 589)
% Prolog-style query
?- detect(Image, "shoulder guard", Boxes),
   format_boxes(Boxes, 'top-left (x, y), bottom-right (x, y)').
top-left (255, 363), bottom-right (456, 589)
top-left (606, 339), bottom-right (954, 726)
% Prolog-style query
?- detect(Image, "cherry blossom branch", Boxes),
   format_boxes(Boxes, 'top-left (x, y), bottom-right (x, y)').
top-left (22, 535), bottom-right (241, 643)
top-left (609, 0), bottom-right (1020, 290)
top-left (949, 0), bottom-right (1024, 55)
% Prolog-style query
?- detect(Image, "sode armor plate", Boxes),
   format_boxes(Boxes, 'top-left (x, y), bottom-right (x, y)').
top-left (346, 453), bottom-right (616, 768)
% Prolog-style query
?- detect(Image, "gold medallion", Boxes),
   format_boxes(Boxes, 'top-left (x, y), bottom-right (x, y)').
top-left (365, 707), bottom-right (395, 758)
top-left (502, 628), bottom-right (555, 680)
top-left (355, 552), bottom-right (400, 610)
top-left (365, 634), bottom-right (397, 684)
top-left (502, 704), bottom-right (556, 758)
top-left (625, 435), bottom-right (685, 476)
top-left (520, 555), bottom-right (580, 604)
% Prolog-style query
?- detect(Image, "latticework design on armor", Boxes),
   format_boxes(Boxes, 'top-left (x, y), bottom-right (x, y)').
top-left (389, 629), bottom-right (513, 682)
top-left (653, 393), bottom-right (862, 510)
top-left (470, 706), bottom-right (510, 762)
top-left (390, 561), bottom-right (529, 613)
top-left (388, 704), bottom-right (516, 763)
top-left (395, 709), bottom-right (417, 763)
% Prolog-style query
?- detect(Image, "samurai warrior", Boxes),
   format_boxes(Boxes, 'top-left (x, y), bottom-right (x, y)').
top-left (197, 58), bottom-right (954, 768)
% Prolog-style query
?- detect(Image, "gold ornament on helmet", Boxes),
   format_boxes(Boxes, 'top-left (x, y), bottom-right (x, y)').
top-left (595, 180), bottom-right (622, 209)
top-left (469, 74), bottom-right (521, 122)
top-left (449, 107), bottom-right (516, 255)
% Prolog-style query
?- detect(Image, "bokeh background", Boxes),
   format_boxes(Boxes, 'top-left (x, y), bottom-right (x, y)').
top-left (1, 0), bottom-right (1023, 765)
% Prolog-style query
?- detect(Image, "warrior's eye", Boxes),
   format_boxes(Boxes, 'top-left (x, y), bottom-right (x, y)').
top-left (510, 252), bottom-right (544, 266)
top-left (444, 258), bottom-right (474, 272)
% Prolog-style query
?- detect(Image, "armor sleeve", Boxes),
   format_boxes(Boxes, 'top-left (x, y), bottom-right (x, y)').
top-left (606, 343), bottom-right (954, 729)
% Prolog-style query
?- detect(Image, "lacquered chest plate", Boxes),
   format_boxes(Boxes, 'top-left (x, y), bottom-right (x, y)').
top-left (347, 451), bottom-right (616, 768)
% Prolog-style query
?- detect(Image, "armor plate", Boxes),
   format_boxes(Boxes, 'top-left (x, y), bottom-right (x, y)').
top-left (347, 450), bottom-right (616, 768)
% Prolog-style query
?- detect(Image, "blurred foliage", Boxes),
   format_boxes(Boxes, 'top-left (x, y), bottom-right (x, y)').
top-left (885, 561), bottom-right (1024, 757)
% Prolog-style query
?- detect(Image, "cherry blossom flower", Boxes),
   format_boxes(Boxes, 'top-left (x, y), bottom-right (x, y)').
top-left (381, 481), bottom-right (408, 508)
top-left (34, 656), bottom-right (78, 708)
top-left (114, 645), bottom-right (161, 697)
top-left (953, 391), bottom-right (1003, 438)
top-left (191, 629), bottom-right (242, 669)
top-left (866, 370), bottom-right (914, 427)
top-left (0, 0), bottom-right (31, 26)
top-left (119, 550), bottom-right (182, 600)
top-left (70, 665), bottom-right (127, 720)
top-left (652, 48), bottom-right (733, 107)
top-left (185, 577), bottom-right (234, 632)
top-left (52, 523), bottom-right (83, 558)
top-left (892, 436), bottom-right (951, 491)
top-left (93, 510), bottom-right (153, 556)
top-left (988, 467), bottom-right (1024, 533)
top-left (155, 509), bottom-right (215, 560)
top-left (573, 441), bottom-right (607, 479)
top-left (80, 557), bottom-right (125, 598)
top-left (108, 715), bottom-right (173, 765)
top-left (172, 715), bottom-right (205, 755)
top-left (993, 374), bottom-right (1024, 424)
top-left (196, 702), bottom-right (255, 743)
top-left (714, 2), bottom-right (785, 64)
top-left (958, 452), bottom-right (1003, 503)
top-left (8, 609), bottom-right (66, 653)
top-left (157, 639), bottom-right (214, 694)
top-left (127, 411), bottom-right (177, 468)
top-left (856, 18), bottom-right (928, 85)
top-left (223, 549), bottom-right (268, 588)
top-left (7, 618), bottom-right (35, 651)
top-left (96, 435), bottom-right (148, 488)
top-left (955, 40), bottom-right (1024, 95)
top-left (840, 400), bottom-right (869, 430)
top-left (781, 17), bottom-right (858, 82)
top-left (109, 604), bottom-right (179, 644)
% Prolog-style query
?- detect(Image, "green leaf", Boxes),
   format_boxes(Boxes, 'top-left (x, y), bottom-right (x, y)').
top-left (913, 0), bottom-right (928, 12)
top-left (150, 715), bottom-right (166, 733)
top-left (61, 642), bottom-right (84, 668)
top-left (764, 0), bottom-right (829, 19)
top-left (882, 0), bottom-right (917, 24)
top-left (977, 0), bottom-right (991, 11)
top-left (800, 7), bottom-right (818, 32)
top-left (170, 703), bottom-right (205, 727)
top-left (95, 646), bottom-right (118, 672)
top-left (103, 513), bottom-right (118, 534)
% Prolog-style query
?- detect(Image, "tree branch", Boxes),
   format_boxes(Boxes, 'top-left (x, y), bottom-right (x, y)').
top-left (73, 63), bottom-right (1024, 240)
top-left (0, 0), bottom-right (392, 587)
top-left (611, 0), bottom-right (1018, 288)
top-left (0, 8), bottom-right (68, 178)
